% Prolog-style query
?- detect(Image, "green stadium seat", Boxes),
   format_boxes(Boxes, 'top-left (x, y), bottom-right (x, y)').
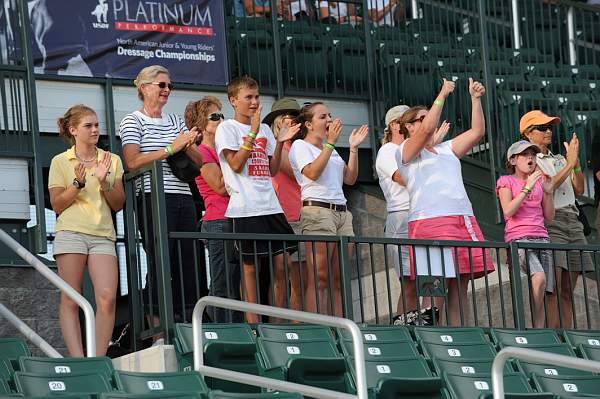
top-left (208, 391), bottom-right (302, 399)
top-left (1, 396), bottom-right (92, 399)
top-left (532, 374), bottom-right (600, 397)
top-left (420, 341), bottom-right (497, 361)
top-left (515, 359), bottom-right (594, 378)
top-left (233, 31), bottom-right (277, 89)
top-left (114, 371), bottom-right (208, 396)
top-left (173, 323), bottom-right (258, 393)
top-left (282, 34), bottom-right (328, 92)
top-left (100, 394), bottom-right (202, 399)
top-left (18, 356), bottom-right (114, 381)
top-left (0, 380), bottom-right (9, 395)
top-left (489, 61), bottom-right (524, 77)
top-left (0, 360), bottom-right (13, 384)
top-left (444, 371), bottom-right (545, 399)
top-left (578, 344), bottom-right (600, 361)
top-left (432, 357), bottom-right (513, 377)
top-left (347, 355), bottom-right (444, 399)
top-left (337, 325), bottom-right (412, 343)
top-left (340, 339), bottom-right (420, 361)
top-left (414, 327), bottom-right (489, 345)
top-left (330, 38), bottom-right (368, 94)
top-left (257, 324), bottom-right (334, 342)
top-left (14, 371), bottom-right (113, 396)
top-left (490, 329), bottom-right (562, 348)
top-left (495, 75), bottom-right (543, 92)
top-left (255, 338), bottom-right (353, 394)
top-left (0, 339), bottom-right (30, 365)
top-left (564, 330), bottom-right (600, 349)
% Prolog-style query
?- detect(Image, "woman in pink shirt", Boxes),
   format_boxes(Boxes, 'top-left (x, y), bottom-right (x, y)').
top-left (496, 140), bottom-right (555, 328)
top-left (263, 98), bottom-right (306, 314)
top-left (185, 96), bottom-right (241, 322)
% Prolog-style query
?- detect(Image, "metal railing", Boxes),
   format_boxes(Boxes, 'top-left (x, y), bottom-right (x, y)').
top-left (192, 296), bottom-right (368, 399)
top-left (492, 346), bottom-right (600, 398)
top-left (0, 228), bottom-right (96, 356)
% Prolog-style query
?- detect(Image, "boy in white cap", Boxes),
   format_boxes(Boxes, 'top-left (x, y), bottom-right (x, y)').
top-left (496, 140), bottom-right (555, 328)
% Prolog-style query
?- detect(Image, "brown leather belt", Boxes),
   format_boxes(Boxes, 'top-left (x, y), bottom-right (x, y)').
top-left (302, 200), bottom-right (347, 212)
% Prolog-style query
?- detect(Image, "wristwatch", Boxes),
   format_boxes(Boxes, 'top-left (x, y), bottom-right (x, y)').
top-left (73, 178), bottom-right (85, 189)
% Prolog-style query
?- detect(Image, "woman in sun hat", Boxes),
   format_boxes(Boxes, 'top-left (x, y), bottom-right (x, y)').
top-left (520, 110), bottom-right (594, 329)
top-left (263, 98), bottom-right (306, 314)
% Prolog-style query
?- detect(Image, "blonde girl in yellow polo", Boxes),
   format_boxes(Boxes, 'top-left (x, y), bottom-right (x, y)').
top-left (48, 104), bottom-right (125, 357)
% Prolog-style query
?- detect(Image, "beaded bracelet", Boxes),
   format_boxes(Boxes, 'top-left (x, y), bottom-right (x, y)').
top-left (324, 142), bottom-right (335, 150)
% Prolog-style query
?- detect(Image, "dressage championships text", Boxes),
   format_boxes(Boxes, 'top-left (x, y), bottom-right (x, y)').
top-left (117, 47), bottom-right (216, 62)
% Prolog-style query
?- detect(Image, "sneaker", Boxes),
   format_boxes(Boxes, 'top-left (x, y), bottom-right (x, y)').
top-left (392, 307), bottom-right (439, 326)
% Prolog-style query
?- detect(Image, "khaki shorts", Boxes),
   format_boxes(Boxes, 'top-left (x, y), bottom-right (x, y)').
top-left (288, 220), bottom-right (306, 262)
top-left (300, 206), bottom-right (354, 236)
top-left (53, 230), bottom-right (116, 257)
top-left (545, 207), bottom-right (594, 273)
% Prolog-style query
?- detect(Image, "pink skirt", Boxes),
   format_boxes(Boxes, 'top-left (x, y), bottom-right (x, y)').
top-left (408, 215), bottom-right (495, 279)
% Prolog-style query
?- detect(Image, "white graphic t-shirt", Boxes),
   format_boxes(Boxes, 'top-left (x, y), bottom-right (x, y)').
top-left (215, 119), bottom-right (283, 218)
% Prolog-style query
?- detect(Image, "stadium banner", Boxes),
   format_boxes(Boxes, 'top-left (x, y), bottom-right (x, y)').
top-left (29, 0), bottom-right (228, 85)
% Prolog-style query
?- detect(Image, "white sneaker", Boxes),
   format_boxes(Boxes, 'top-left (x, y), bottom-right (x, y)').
top-left (151, 338), bottom-right (165, 347)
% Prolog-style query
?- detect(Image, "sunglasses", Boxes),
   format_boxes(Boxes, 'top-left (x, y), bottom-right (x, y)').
top-left (532, 124), bottom-right (553, 132)
top-left (408, 115), bottom-right (426, 123)
top-left (151, 82), bottom-right (174, 90)
top-left (208, 112), bottom-right (224, 121)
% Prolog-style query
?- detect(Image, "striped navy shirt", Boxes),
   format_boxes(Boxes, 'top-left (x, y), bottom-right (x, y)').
top-left (119, 111), bottom-right (191, 195)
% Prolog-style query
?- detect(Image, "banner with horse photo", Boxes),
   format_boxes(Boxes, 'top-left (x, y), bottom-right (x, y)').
top-left (26, 0), bottom-right (228, 85)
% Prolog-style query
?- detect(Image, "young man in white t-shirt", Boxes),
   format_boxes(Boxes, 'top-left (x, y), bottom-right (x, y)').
top-left (215, 76), bottom-right (298, 323)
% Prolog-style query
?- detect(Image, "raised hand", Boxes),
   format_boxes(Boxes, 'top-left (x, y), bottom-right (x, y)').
top-left (74, 162), bottom-right (86, 185)
top-left (433, 120), bottom-right (451, 144)
top-left (277, 122), bottom-right (300, 143)
top-left (525, 170), bottom-right (543, 190)
top-left (326, 118), bottom-right (343, 145)
top-left (564, 132), bottom-right (580, 168)
top-left (95, 151), bottom-right (111, 183)
top-left (250, 104), bottom-right (263, 134)
top-left (439, 78), bottom-right (456, 99)
top-left (172, 131), bottom-right (192, 152)
top-left (469, 78), bottom-right (486, 98)
top-left (541, 173), bottom-right (554, 194)
top-left (349, 124), bottom-right (369, 149)
top-left (187, 127), bottom-right (200, 146)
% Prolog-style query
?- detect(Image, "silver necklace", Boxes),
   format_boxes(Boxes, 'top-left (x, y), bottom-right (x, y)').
top-left (76, 148), bottom-right (97, 163)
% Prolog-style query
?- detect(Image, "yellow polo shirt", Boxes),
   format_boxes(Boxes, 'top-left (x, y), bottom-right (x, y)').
top-left (48, 147), bottom-right (124, 241)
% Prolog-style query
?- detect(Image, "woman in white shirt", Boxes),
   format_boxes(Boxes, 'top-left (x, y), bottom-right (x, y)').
top-left (289, 102), bottom-right (368, 316)
top-left (396, 78), bottom-right (494, 326)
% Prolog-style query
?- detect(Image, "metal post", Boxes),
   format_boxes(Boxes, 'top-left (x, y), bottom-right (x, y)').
top-left (492, 347), bottom-right (600, 399)
top-left (411, 0), bottom-right (419, 19)
top-left (150, 161), bottom-right (174, 343)
top-left (0, 228), bottom-right (96, 356)
top-left (17, 0), bottom-right (46, 254)
top-left (567, 6), bottom-right (577, 66)
top-left (339, 236), bottom-right (354, 320)
top-left (0, 303), bottom-right (62, 358)
top-left (511, 0), bottom-right (521, 49)
top-left (104, 78), bottom-right (118, 153)
top-left (269, 0), bottom-right (284, 98)
top-left (192, 296), bottom-right (368, 399)
top-left (508, 242), bottom-right (526, 329)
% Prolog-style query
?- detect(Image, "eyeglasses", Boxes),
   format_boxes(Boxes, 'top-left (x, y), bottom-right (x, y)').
top-left (532, 124), bottom-right (553, 132)
top-left (151, 82), bottom-right (174, 90)
top-left (408, 115), bottom-right (426, 123)
top-left (208, 112), bottom-right (224, 121)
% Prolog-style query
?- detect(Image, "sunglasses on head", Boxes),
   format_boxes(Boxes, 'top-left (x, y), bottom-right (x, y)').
top-left (533, 124), bottom-right (553, 132)
top-left (409, 115), bottom-right (426, 123)
top-left (208, 112), bottom-right (224, 121)
top-left (151, 82), bottom-right (174, 90)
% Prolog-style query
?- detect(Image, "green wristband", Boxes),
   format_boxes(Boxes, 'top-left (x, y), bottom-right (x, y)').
top-left (573, 166), bottom-right (582, 173)
top-left (248, 131), bottom-right (257, 139)
top-left (433, 99), bottom-right (444, 107)
top-left (165, 144), bottom-right (175, 156)
top-left (324, 142), bottom-right (335, 150)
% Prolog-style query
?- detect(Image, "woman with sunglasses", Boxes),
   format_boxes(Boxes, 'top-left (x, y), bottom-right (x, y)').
top-left (289, 101), bottom-right (368, 316)
top-left (184, 96), bottom-right (242, 323)
top-left (119, 65), bottom-right (204, 337)
top-left (520, 110), bottom-right (593, 329)
top-left (396, 78), bottom-right (494, 326)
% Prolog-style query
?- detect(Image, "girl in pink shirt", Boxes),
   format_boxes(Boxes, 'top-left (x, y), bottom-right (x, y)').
top-left (496, 140), bottom-right (555, 328)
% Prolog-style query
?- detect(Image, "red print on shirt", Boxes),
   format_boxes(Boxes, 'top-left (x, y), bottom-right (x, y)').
top-left (245, 137), bottom-right (270, 178)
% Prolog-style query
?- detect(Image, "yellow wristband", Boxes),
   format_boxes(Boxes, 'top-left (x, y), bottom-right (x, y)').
top-left (240, 145), bottom-right (253, 152)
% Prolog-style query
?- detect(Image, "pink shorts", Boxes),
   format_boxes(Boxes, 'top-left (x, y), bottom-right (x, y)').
top-left (408, 215), bottom-right (495, 279)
